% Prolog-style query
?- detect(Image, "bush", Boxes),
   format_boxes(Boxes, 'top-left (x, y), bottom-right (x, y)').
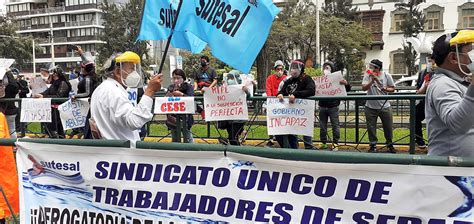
top-left (305, 67), bottom-right (323, 77)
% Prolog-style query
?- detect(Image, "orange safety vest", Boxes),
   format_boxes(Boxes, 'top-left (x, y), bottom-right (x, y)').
top-left (0, 112), bottom-right (19, 218)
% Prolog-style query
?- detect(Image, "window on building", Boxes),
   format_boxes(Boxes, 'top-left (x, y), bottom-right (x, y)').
top-left (391, 51), bottom-right (406, 74)
top-left (424, 5), bottom-right (444, 31)
top-left (390, 9), bottom-right (407, 33)
top-left (458, 2), bottom-right (474, 29)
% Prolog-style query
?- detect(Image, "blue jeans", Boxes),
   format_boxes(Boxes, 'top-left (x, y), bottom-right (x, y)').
top-left (275, 135), bottom-right (298, 149)
top-left (319, 106), bottom-right (340, 144)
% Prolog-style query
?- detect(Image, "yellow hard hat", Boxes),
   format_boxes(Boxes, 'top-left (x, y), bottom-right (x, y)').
top-left (450, 30), bottom-right (474, 46)
top-left (115, 51), bottom-right (141, 64)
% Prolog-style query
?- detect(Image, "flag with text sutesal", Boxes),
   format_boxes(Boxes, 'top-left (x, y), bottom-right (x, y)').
top-left (175, 0), bottom-right (280, 73)
top-left (137, 0), bottom-right (207, 53)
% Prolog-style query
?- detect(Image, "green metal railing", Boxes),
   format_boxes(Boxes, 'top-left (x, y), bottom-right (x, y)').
top-left (0, 93), bottom-right (426, 153)
top-left (2, 138), bottom-right (473, 167)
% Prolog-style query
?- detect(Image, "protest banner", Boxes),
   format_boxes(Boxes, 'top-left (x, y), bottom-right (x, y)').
top-left (16, 142), bottom-right (473, 224)
top-left (58, 99), bottom-right (90, 130)
top-left (266, 98), bottom-right (315, 137)
top-left (20, 98), bottom-right (51, 122)
top-left (203, 85), bottom-right (248, 122)
top-left (0, 59), bottom-right (14, 68)
top-left (313, 71), bottom-right (347, 96)
top-left (154, 97), bottom-right (195, 114)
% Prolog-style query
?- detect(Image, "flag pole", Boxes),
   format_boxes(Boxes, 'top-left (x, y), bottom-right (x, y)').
top-left (158, 0), bottom-right (183, 74)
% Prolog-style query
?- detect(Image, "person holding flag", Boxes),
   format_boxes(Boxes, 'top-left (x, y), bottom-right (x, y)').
top-left (90, 51), bottom-right (163, 144)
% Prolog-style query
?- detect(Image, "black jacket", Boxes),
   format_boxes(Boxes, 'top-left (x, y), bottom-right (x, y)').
top-left (318, 83), bottom-right (352, 108)
top-left (0, 71), bottom-right (19, 115)
top-left (76, 75), bottom-right (98, 98)
top-left (18, 79), bottom-right (29, 98)
top-left (278, 74), bottom-right (315, 98)
top-left (41, 80), bottom-right (71, 98)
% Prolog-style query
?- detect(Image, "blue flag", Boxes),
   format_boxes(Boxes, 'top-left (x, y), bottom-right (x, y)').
top-left (175, 0), bottom-right (280, 73)
top-left (137, 0), bottom-right (207, 53)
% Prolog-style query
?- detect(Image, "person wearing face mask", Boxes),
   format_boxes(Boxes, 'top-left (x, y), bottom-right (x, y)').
top-left (34, 66), bottom-right (72, 138)
top-left (90, 51), bottom-right (163, 144)
top-left (70, 46), bottom-right (99, 139)
top-left (425, 30), bottom-right (474, 157)
top-left (166, 69), bottom-right (194, 143)
top-left (266, 60), bottom-right (287, 97)
top-left (361, 59), bottom-right (396, 153)
top-left (193, 55), bottom-right (218, 93)
top-left (317, 61), bottom-right (351, 151)
top-left (414, 56), bottom-right (436, 149)
top-left (276, 59), bottom-right (316, 149)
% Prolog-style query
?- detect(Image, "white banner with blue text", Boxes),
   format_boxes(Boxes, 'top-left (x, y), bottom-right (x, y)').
top-left (16, 142), bottom-right (473, 224)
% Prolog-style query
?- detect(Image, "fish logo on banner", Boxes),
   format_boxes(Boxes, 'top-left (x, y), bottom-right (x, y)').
top-left (26, 155), bottom-right (84, 185)
top-left (137, 0), bottom-right (207, 53)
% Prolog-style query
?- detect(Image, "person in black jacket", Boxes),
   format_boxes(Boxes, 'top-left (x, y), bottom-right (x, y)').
top-left (276, 59), bottom-right (316, 149)
top-left (0, 69), bottom-right (19, 138)
top-left (34, 66), bottom-right (72, 138)
top-left (15, 73), bottom-right (29, 137)
top-left (71, 46), bottom-right (98, 139)
top-left (318, 61), bottom-right (351, 151)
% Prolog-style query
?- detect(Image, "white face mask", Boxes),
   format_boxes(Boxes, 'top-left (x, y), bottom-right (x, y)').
top-left (227, 79), bottom-right (237, 85)
top-left (277, 70), bottom-right (284, 76)
top-left (465, 51), bottom-right (474, 74)
top-left (455, 46), bottom-right (474, 77)
top-left (290, 69), bottom-right (300, 78)
top-left (121, 70), bottom-right (141, 88)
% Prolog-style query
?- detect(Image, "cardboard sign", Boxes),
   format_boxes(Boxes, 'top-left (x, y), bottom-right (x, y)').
top-left (0, 59), bottom-right (15, 68)
top-left (203, 85), bottom-right (248, 122)
top-left (266, 98), bottom-right (315, 137)
top-left (313, 71), bottom-right (347, 96)
top-left (58, 99), bottom-right (90, 130)
top-left (20, 98), bottom-right (51, 122)
top-left (154, 97), bottom-right (196, 114)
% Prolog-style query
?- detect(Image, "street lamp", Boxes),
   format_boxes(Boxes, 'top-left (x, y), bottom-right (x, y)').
top-left (0, 35), bottom-right (37, 75)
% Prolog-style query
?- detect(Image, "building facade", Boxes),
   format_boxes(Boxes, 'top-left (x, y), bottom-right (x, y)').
top-left (5, 0), bottom-right (105, 72)
top-left (354, 0), bottom-right (473, 76)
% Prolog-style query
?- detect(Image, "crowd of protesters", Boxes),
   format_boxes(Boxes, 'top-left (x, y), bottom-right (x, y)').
top-left (0, 31), bottom-right (473, 157)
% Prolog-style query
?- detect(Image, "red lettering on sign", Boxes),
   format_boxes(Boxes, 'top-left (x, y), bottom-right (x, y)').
top-left (160, 102), bottom-right (186, 112)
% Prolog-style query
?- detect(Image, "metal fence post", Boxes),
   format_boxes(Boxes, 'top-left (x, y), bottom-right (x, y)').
top-left (409, 99), bottom-right (416, 154)
top-left (355, 100), bottom-right (360, 144)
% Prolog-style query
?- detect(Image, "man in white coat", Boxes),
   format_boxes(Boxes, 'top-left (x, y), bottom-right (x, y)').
top-left (90, 51), bottom-right (162, 145)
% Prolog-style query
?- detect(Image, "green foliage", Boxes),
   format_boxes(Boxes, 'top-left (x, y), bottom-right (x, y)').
top-left (0, 16), bottom-right (39, 70)
top-left (305, 67), bottom-right (323, 77)
top-left (398, 1), bottom-right (425, 76)
top-left (98, 0), bottom-right (149, 68)
top-left (323, 0), bottom-right (358, 21)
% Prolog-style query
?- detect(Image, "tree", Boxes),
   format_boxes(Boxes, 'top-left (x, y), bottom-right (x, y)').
top-left (0, 16), bottom-right (38, 70)
top-left (98, 0), bottom-right (149, 68)
top-left (323, 0), bottom-right (358, 21)
top-left (319, 15), bottom-right (372, 78)
top-left (397, 0), bottom-right (425, 76)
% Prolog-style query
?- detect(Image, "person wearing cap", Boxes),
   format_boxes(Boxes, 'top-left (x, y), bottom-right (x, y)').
top-left (34, 66), bottom-right (72, 138)
top-left (266, 60), bottom-right (287, 97)
top-left (318, 61), bottom-right (351, 151)
top-left (90, 51), bottom-right (163, 144)
top-left (70, 46), bottom-right (99, 139)
top-left (425, 30), bottom-right (474, 157)
top-left (362, 59), bottom-right (396, 153)
top-left (276, 59), bottom-right (316, 149)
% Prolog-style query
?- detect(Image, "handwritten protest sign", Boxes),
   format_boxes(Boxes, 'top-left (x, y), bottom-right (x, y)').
top-left (58, 99), bottom-right (90, 130)
top-left (313, 71), bottom-right (347, 96)
top-left (0, 59), bottom-right (15, 68)
top-left (29, 77), bottom-right (48, 95)
top-left (154, 97), bottom-right (195, 114)
top-left (203, 85), bottom-right (248, 122)
top-left (266, 98), bottom-right (315, 137)
top-left (20, 98), bottom-right (51, 122)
